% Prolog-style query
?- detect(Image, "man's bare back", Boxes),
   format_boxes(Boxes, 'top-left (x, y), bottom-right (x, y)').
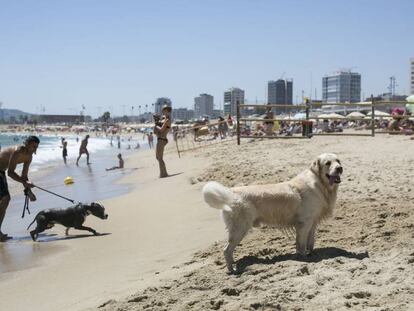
top-left (79, 139), bottom-right (88, 154)
top-left (0, 145), bottom-right (35, 186)
top-left (76, 135), bottom-right (90, 165)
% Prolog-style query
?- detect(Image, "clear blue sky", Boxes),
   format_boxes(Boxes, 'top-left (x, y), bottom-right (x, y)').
top-left (0, 0), bottom-right (413, 117)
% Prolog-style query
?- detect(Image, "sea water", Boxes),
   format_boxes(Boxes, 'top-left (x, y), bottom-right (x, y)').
top-left (0, 133), bottom-right (113, 171)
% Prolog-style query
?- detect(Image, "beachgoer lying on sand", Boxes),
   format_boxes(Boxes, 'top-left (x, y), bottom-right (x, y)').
top-left (106, 153), bottom-right (124, 171)
top-left (388, 119), bottom-right (402, 131)
top-left (0, 136), bottom-right (39, 241)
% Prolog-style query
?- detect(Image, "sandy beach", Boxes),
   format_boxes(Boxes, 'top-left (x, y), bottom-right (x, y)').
top-left (1, 133), bottom-right (414, 311)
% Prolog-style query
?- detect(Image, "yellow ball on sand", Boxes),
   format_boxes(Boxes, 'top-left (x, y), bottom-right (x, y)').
top-left (64, 176), bottom-right (74, 185)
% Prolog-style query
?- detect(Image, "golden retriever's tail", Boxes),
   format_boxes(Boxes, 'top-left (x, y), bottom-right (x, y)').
top-left (202, 181), bottom-right (234, 212)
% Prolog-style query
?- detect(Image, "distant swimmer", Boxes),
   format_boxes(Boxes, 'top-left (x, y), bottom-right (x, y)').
top-left (0, 136), bottom-right (39, 242)
top-left (76, 135), bottom-right (90, 165)
top-left (106, 153), bottom-right (124, 171)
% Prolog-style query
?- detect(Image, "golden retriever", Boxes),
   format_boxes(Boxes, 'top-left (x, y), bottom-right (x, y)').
top-left (203, 153), bottom-right (343, 273)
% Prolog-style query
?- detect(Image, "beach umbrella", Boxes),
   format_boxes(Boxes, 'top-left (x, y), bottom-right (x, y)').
top-left (366, 110), bottom-right (390, 117)
top-left (316, 114), bottom-right (331, 119)
top-left (405, 95), bottom-right (414, 113)
top-left (346, 111), bottom-right (365, 118)
top-left (328, 113), bottom-right (345, 119)
top-left (317, 113), bottom-right (345, 119)
top-left (292, 112), bottom-right (307, 120)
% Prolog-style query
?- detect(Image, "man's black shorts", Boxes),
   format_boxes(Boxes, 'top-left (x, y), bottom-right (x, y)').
top-left (0, 171), bottom-right (10, 199)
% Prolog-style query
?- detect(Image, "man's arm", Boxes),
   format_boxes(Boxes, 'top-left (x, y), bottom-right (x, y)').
top-left (7, 149), bottom-right (33, 188)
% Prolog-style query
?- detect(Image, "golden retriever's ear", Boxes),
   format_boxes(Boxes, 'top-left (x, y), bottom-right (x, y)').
top-left (310, 158), bottom-right (320, 174)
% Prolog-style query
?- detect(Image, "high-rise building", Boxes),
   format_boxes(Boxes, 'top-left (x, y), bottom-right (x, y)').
top-left (410, 58), bottom-right (414, 95)
top-left (322, 71), bottom-right (361, 103)
top-left (154, 97), bottom-right (172, 114)
top-left (194, 93), bottom-right (214, 118)
top-left (267, 79), bottom-right (293, 114)
top-left (223, 87), bottom-right (245, 116)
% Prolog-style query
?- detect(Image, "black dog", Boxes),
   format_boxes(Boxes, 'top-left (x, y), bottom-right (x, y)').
top-left (27, 202), bottom-right (108, 241)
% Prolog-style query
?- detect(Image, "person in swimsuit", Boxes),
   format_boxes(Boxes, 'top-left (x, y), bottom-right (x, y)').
top-left (0, 136), bottom-right (39, 241)
top-left (106, 153), bottom-right (124, 171)
top-left (76, 135), bottom-right (90, 165)
top-left (148, 132), bottom-right (154, 149)
top-left (154, 105), bottom-right (171, 178)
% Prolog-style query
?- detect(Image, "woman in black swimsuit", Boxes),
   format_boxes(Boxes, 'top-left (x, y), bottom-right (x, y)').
top-left (154, 105), bottom-right (172, 178)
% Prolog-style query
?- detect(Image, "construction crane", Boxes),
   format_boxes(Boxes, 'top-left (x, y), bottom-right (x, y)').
top-left (388, 76), bottom-right (398, 99)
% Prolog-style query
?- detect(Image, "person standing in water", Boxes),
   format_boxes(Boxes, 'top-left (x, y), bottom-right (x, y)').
top-left (153, 105), bottom-right (171, 178)
top-left (76, 135), bottom-right (90, 165)
top-left (62, 139), bottom-right (68, 164)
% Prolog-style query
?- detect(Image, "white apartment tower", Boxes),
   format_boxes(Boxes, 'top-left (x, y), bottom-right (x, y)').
top-left (322, 71), bottom-right (361, 103)
top-left (194, 93), bottom-right (214, 118)
top-left (223, 87), bottom-right (245, 116)
top-left (410, 58), bottom-right (414, 95)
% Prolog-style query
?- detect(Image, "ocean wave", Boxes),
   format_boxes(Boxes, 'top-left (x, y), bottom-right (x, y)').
top-left (0, 134), bottom-right (112, 171)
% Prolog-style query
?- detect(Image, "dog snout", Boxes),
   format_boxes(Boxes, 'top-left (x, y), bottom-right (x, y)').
top-left (104, 214), bottom-right (108, 219)
top-left (336, 166), bottom-right (343, 174)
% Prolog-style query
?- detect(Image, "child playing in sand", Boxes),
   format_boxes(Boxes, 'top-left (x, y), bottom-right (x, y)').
top-left (106, 154), bottom-right (124, 171)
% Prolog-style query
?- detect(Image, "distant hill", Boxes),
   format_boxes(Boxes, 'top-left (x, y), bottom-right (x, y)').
top-left (0, 108), bottom-right (33, 121)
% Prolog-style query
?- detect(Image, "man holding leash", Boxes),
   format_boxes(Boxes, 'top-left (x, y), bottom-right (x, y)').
top-left (0, 136), bottom-right (39, 241)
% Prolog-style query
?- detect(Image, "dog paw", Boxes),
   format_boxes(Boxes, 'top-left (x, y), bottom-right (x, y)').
top-left (30, 232), bottom-right (37, 241)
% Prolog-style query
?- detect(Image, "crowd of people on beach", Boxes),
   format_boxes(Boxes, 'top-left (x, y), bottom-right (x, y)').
top-left (243, 108), bottom-right (414, 137)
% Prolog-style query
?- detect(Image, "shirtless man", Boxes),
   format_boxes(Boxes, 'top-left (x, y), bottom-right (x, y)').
top-left (0, 136), bottom-right (39, 241)
top-left (76, 135), bottom-right (90, 165)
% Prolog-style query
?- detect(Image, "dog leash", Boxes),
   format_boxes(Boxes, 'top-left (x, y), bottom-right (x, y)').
top-left (21, 189), bottom-right (31, 218)
top-left (34, 185), bottom-right (75, 203)
top-left (21, 185), bottom-right (76, 218)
